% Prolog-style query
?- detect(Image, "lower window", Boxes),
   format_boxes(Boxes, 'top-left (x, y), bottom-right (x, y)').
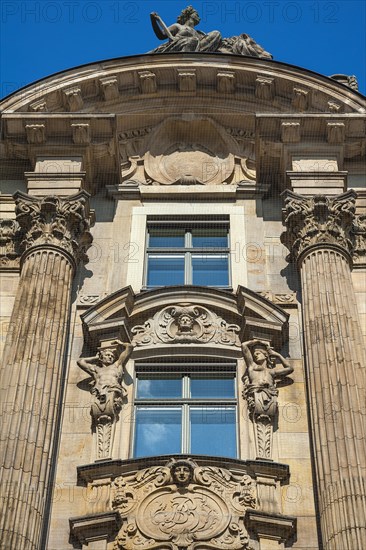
top-left (133, 364), bottom-right (237, 459)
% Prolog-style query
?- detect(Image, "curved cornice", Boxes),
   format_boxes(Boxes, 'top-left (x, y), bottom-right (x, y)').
top-left (80, 285), bottom-right (289, 352)
top-left (1, 53), bottom-right (364, 114)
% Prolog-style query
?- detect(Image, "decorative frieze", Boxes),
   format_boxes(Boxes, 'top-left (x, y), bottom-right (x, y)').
top-left (14, 191), bottom-right (92, 267)
top-left (281, 190), bottom-right (357, 262)
top-left (132, 304), bottom-right (240, 347)
top-left (77, 342), bottom-right (134, 459)
top-left (242, 340), bottom-right (294, 459)
top-left (112, 458), bottom-right (256, 550)
top-left (138, 71), bottom-right (157, 94)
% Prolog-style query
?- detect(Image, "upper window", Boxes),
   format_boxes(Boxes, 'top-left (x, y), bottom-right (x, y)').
top-left (132, 361), bottom-right (237, 459)
top-left (145, 220), bottom-right (230, 288)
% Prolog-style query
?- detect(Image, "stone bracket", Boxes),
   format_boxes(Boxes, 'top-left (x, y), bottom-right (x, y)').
top-left (69, 511), bottom-right (121, 545)
top-left (245, 509), bottom-right (297, 543)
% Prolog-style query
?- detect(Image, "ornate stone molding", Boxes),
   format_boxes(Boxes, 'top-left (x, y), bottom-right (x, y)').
top-left (14, 191), bottom-right (92, 267)
top-left (259, 291), bottom-right (297, 307)
top-left (0, 219), bottom-right (21, 269)
top-left (77, 343), bottom-right (133, 459)
top-left (112, 458), bottom-right (256, 550)
top-left (132, 304), bottom-right (240, 347)
top-left (242, 340), bottom-right (294, 459)
top-left (118, 117), bottom-right (256, 187)
top-left (281, 190), bottom-right (358, 263)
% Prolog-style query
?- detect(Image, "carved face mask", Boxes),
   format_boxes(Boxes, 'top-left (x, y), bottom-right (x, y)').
top-left (172, 465), bottom-right (192, 485)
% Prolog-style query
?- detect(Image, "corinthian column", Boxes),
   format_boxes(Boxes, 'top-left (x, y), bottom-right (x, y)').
top-left (0, 192), bottom-right (92, 549)
top-left (282, 190), bottom-right (366, 550)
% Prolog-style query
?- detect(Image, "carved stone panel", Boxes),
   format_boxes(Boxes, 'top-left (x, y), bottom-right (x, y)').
top-left (132, 304), bottom-right (240, 347)
top-left (112, 459), bottom-right (256, 550)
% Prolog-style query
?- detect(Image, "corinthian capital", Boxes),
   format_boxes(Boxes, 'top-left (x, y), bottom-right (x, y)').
top-left (281, 190), bottom-right (357, 262)
top-left (14, 191), bottom-right (92, 266)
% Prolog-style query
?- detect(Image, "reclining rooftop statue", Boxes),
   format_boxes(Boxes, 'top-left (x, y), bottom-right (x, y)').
top-left (149, 5), bottom-right (273, 59)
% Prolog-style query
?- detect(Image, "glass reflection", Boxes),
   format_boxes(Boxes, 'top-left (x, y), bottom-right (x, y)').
top-left (134, 407), bottom-right (182, 457)
top-left (190, 407), bottom-right (237, 457)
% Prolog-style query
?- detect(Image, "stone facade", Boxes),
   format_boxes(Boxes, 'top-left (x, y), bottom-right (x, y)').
top-left (0, 46), bottom-right (365, 550)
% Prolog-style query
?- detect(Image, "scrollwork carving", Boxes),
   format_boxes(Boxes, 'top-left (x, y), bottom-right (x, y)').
top-left (0, 219), bottom-right (21, 269)
top-left (132, 304), bottom-right (240, 347)
top-left (112, 459), bottom-right (256, 550)
top-left (14, 192), bottom-right (92, 266)
top-left (281, 190), bottom-right (357, 262)
top-left (242, 340), bottom-right (293, 459)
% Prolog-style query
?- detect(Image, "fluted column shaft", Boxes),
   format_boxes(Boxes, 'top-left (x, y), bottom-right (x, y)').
top-left (301, 246), bottom-right (366, 549)
top-left (282, 191), bottom-right (366, 550)
top-left (0, 192), bottom-right (91, 550)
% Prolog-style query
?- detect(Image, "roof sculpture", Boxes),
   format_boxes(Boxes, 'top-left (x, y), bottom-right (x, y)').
top-left (149, 5), bottom-right (273, 59)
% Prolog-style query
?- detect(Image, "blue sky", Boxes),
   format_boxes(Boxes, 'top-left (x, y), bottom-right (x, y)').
top-left (1, 0), bottom-right (365, 99)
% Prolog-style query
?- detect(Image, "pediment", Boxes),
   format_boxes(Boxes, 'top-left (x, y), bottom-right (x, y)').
top-left (80, 285), bottom-right (289, 355)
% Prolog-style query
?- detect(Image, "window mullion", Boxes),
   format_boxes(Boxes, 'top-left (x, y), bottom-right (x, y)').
top-left (183, 403), bottom-right (190, 453)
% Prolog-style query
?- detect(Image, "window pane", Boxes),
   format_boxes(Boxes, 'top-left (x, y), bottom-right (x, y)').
top-left (147, 255), bottom-right (185, 286)
top-left (137, 377), bottom-right (182, 399)
top-left (149, 228), bottom-right (185, 248)
top-left (192, 255), bottom-right (229, 286)
top-left (134, 407), bottom-right (181, 457)
top-left (190, 407), bottom-right (237, 458)
top-left (191, 377), bottom-right (235, 398)
top-left (192, 227), bottom-right (228, 248)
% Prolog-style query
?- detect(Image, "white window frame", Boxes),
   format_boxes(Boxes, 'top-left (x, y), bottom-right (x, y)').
top-left (143, 219), bottom-right (231, 289)
top-left (127, 203), bottom-right (247, 292)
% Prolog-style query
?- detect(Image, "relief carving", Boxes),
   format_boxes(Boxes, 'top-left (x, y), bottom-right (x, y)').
top-left (112, 458), bottom-right (256, 550)
top-left (119, 117), bottom-right (255, 186)
top-left (259, 291), bottom-right (297, 307)
top-left (132, 304), bottom-right (240, 347)
top-left (0, 219), bottom-right (21, 269)
top-left (281, 190), bottom-right (357, 262)
top-left (14, 192), bottom-right (92, 265)
top-left (77, 342), bottom-right (134, 459)
top-left (242, 340), bottom-right (293, 459)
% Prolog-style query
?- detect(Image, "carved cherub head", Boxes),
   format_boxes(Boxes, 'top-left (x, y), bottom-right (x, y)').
top-left (177, 313), bottom-right (194, 332)
top-left (169, 459), bottom-right (195, 486)
top-left (177, 5), bottom-right (200, 26)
